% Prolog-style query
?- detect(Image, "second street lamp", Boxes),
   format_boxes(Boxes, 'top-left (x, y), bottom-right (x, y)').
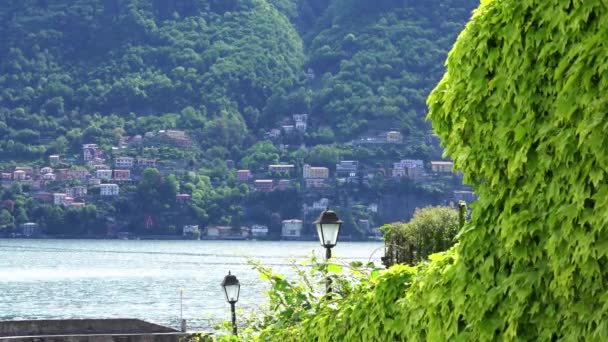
top-left (221, 271), bottom-right (240, 336)
top-left (314, 209), bottom-right (343, 297)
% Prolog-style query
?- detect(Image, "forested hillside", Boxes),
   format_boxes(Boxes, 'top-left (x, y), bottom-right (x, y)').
top-left (0, 0), bottom-right (476, 158)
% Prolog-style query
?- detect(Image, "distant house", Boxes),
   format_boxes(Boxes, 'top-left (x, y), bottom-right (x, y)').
top-left (431, 161), bottom-right (454, 173)
top-left (368, 203), bottom-right (378, 213)
top-left (49, 155), bottom-right (60, 164)
top-left (303, 164), bottom-right (329, 179)
top-left (277, 179), bottom-right (291, 190)
top-left (176, 194), bottom-right (192, 202)
top-left (67, 186), bottom-right (87, 198)
top-left (268, 164), bottom-right (295, 174)
top-left (336, 161), bottom-right (358, 178)
top-left (385, 131), bottom-right (403, 143)
top-left (68, 169), bottom-right (89, 181)
top-left (281, 219), bottom-right (303, 239)
top-left (40, 167), bottom-right (53, 175)
top-left (33, 192), bottom-right (53, 202)
top-left (113, 169), bottom-right (131, 181)
top-left (183, 225), bottom-right (200, 239)
top-left (392, 159), bottom-right (424, 179)
top-left (13, 170), bottom-right (26, 181)
top-left (206, 226), bottom-right (233, 238)
top-left (115, 156), bottom-right (134, 168)
top-left (282, 125), bottom-right (295, 134)
top-left (15, 167), bottom-right (34, 176)
top-left (21, 223), bottom-right (40, 237)
top-left (251, 225), bottom-right (269, 238)
top-left (1, 173), bottom-right (12, 180)
top-left (96, 169), bottom-right (113, 180)
top-left (358, 219), bottom-right (371, 232)
top-left (254, 179), bottom-right (274, 192)
top-left (237, 170), bottom-right (252, 182)
top-left (88, 178), bottom-right (101, 186)
top-left (83, 144), bottom-right (102, 161)
top-left (267, 129), bottom-right (281, 139)
top-left (158, 129), bottom-right (191, 146)
top-left (54, 168), bottom-right (70, 181)
top-left (137, 158), bottom-right (157, 168)
top-left (100, 184), bottom-right (120, 196)
top-left (53, 193), bottom-right (67, 206)
top-left (42, 172), bottom-right (56, 181)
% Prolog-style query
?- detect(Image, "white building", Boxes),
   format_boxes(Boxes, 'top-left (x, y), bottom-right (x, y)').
top-left (183, 225), bottom-right (200, 237)
top-left (100, 184), bottom-right (119, 196)
top-left (251, 225), bottom-right (269, 238)
top-left (49, 155), bottom-right (60, 164)
top-left (281, 219), bottom-right (303, 239)
top-left (115, 156), bottom-right (134, 168)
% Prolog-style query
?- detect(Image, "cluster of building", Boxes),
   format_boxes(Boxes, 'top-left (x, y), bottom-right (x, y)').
top-left (182, 219), bottom-right (308, 240)
top-left (0, 144), bottom-right (163, 209)
top-left (233, 159), bottom-right (458, 193)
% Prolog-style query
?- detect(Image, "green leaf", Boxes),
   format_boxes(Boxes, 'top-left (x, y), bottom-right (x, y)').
top-left (328, 264), bottom-right (343, 274)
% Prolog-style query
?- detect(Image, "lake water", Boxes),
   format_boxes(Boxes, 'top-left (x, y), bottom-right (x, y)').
top-left (0, 239), bottom-right (383, 331)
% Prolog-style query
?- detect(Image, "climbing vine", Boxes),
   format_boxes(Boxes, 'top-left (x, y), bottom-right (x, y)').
top-left (255, 0), bottom-right (608, 340)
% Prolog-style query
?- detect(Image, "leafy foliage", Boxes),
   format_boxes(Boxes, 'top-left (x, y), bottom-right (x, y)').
top-left (257, 0), bottom-right (608, 340)
top-left (381, 206), bottom-right (459, 267)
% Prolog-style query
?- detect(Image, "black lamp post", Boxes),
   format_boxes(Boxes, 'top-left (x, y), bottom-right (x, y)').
top-left (314, 209), bottom-right (343, 297)
top-left (221, 271), bottom-right (240, 335)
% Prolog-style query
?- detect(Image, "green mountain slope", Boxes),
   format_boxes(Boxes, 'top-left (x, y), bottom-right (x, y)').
top-left (0, 0), bottom-right (304, 158)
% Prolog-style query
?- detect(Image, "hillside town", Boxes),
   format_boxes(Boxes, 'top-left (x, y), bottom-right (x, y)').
top-left (0, 116), bottom-right (475, 240)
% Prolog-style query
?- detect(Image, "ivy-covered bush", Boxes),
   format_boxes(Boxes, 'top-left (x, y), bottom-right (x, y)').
top-left (257, 0), bottom-right (608, 340)
top-left (381, 206), bottom-right (460, 267)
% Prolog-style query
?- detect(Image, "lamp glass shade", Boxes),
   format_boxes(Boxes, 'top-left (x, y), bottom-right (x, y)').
top-left (221, 272), bottom-right (240, 303)
top-left (316, 222), bottom-right (340, 248)
top-left (314, 210), bottom-right (343, 248)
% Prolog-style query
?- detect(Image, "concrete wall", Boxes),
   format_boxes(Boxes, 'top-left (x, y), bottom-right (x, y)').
top-left (0, 319), bottom-right (177, 337)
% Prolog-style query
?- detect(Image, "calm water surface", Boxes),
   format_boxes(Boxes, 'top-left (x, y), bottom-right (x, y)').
top-left (0, 239), bottom-right (383, 331)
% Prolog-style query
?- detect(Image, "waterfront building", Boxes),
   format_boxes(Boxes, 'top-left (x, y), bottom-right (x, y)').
top-left (206, 226), bottom-right (233, 238)
top-left (281, 219), bottom-right (303, 239)
top-left (20, 222), bottom-right (40, 237)
top-left (183, 225), bottom-right (200, 238)
top-left (100, 184), bottom-right (120, 196)
top-left (251, 225), bottom-right (269, 238)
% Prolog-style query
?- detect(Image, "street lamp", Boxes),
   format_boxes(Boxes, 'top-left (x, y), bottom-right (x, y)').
top-left (221, 271), bottom-right (240, 335)
top-left (314, 209), bottom-right (342, 297)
